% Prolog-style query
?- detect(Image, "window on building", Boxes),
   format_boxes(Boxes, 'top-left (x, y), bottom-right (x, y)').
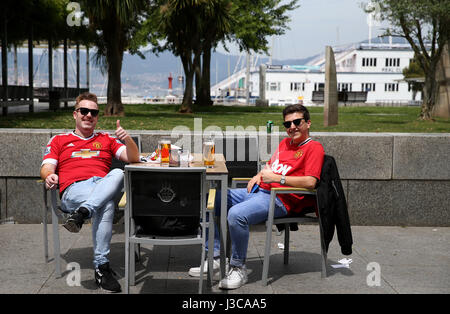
top-left (385, 58), bottom-right (400, 67)
top-left (290, 82), bottom-right (305, 91)
top-left (362, 58), bottom-right (377, 67)
top-left (314, 83), bottom-right (324, 92)
top-left (338, 83), bottom-right (352, 92)
top-left (385, 83), bottom-right (399, 92)
top-left (361, 83), bottom-right (376, 92)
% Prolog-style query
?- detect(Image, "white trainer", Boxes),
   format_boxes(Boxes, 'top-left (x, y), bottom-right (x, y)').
top-left (218, 265), bottom-right (248, 290)
top-left (188, 258), bottom-right (221, 277)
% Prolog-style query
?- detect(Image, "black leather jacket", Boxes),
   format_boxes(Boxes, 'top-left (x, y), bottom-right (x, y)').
top-left (316, 155), bottom-right (353, 255)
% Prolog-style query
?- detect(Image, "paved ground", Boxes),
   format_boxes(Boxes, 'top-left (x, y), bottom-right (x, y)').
top-left (0, 223), bottom-right (448, 294)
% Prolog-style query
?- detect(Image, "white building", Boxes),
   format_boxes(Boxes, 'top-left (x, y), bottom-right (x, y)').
top-left (212, 43), bottom-right (422, 106)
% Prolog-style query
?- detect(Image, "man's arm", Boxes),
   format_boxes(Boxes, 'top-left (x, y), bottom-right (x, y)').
top-left (41, 163), bottom-right (59, 190)
top-left (260, 164), bottom-right (317, 189)
top-left (115, 120), bottom-right (140, 163)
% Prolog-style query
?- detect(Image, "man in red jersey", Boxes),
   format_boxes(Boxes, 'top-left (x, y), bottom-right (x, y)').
top-left (41, 92), bottom-right (139, 292)
top-left (188, 104), bottom-right (325, 290)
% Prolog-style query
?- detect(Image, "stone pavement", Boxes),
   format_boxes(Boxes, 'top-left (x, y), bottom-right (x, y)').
top-left (0, 223), bottom-right (449, 294)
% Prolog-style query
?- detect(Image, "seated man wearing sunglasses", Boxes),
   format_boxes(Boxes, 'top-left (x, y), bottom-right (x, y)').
top-left (40, 92), bottom-right (140, 292)
top-left (188, 104), bottom-right (324, 290)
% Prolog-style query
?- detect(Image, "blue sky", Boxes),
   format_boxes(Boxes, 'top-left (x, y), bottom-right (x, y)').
top-left (218, 0), bottom-right (389, 60)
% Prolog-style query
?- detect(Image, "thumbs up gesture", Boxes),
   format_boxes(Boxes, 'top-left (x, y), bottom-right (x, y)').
top-left (115, 120), bottom-right (129, 142)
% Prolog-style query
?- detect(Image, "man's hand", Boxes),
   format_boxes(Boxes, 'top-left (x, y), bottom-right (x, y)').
top-left (260, 163), bottom-right (279, 184)
top-left (246, 173), bottom-right (262, 193)
top-left (45, 173), bottom-right (59, 190)
top-left (115, 120), bottom-right (129, 142)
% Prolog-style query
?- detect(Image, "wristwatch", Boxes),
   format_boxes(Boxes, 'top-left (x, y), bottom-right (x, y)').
top-left (280, 175), bottom-right (286, 185)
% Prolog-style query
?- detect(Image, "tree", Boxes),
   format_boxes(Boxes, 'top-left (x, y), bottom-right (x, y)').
top-left (79, 0), bottom-right (150, 116)
top-left (142, 0), bottom-right (298, 113)
top-left (368, 0), bottom-right (450, 120)
top-left (144, 0), bottom-right (231, 113)
top-left (195, 0), bottom-right (299, 107)
top-left (403, 55), bottom-right (425, 101)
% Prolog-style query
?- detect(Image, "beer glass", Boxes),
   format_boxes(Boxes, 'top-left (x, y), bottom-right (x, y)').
top-left (202, 140), bottom-right (215, 168)
top-left (159, 139), bottom-right (171, 166)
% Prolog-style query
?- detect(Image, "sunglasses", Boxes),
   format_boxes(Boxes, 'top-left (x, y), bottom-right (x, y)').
top-left (283, 118), bottom-right (305, 128)
top-left (76, 107), bottom-right (99, 117)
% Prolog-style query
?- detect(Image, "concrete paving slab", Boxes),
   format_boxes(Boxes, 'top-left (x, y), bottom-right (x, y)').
top-left (0, 223), bottom-right (449, 294)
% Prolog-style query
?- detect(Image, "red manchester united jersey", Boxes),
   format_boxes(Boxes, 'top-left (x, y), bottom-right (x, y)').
top-left (42, 131), bottom-right (126, 193)
top-left (259, 137), bottom-right (324, 214)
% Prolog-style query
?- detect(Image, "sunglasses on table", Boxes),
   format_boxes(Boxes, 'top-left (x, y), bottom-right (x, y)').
top-left (76, 107), bottom-right (99, 117)
top-left (283, 118), bottom-right (305, 128)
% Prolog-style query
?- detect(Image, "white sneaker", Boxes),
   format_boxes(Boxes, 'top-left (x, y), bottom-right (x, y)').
top-left (188, 258), bottom-right (221, 277)
top-left (218, 265), bottom-right (248, 290)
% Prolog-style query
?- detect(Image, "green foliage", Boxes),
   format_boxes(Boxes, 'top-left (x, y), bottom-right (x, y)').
top-left (0, 0), bottom-right (93, 46)
top-left (403, 59), bottom-right (425, 79)
top-left (228, 0), bottom-right (299, 53)
top-left (367, 0), bottom-right (450, 119)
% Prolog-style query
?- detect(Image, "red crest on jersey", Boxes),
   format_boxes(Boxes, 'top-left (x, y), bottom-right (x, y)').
top-left (294, 150), bottom-right (303, 159)
top-left (93, 141), bottom-right (102, 149)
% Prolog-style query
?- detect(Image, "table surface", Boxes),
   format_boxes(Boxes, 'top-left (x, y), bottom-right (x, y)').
top-left (128, 153), bottom-right (228, 174)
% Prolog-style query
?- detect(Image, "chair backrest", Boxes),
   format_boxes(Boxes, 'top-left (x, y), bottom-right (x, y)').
top-left (110, 135), bottom-right (142, 170)
top-left (125, 167), bottom-right (206, 236)
top-left (214, 135), bottom-right (259, 184)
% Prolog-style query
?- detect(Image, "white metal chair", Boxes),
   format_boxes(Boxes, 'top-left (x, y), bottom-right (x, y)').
top-left (42, 185), bottom-right (65, 278)
top-left (123, 166), bottom-right (215, 294)
top-left (261, 187), bottom-right (327, 286)
top-left (230, 178), bottom-right (327, 285)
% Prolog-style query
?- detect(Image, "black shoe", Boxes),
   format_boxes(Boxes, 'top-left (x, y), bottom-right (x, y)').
top-left (95, 262), bottom-right (122, 293)
top-left (63, 207), bottom-right (88, 233)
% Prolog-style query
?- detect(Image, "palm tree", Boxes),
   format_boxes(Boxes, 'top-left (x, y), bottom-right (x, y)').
top-left (80, 0), bottom-right (149, 116)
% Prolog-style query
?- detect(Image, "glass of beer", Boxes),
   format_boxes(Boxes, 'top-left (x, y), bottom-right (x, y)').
top-left (202, 139), bottom-right (215, 168)
top-left (159, 139), bottom-right (171, 166)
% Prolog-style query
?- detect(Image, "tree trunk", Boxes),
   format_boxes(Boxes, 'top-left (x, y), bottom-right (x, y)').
top-left (420, 66), bottom-right (438, 121)
top-left (197, 46), bottom-right (213, 106)
top-left (104, 19), bottom-right (125, 116)
top-left (104, 48), bottom-right (124, 116)
top-left (180, 54), bottom-right (194, 113)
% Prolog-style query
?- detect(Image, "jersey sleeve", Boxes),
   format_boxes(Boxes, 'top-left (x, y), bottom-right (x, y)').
top-left (42, 135), bottom-right (60, 166)
top-left (303, 142), bottom-right (325, 180)
top-left (109, 135), bottom-right (126, 159)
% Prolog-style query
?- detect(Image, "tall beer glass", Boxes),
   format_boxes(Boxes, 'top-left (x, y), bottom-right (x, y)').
top-left (159, 140), bottom-right (171, 166)
top-left (202, 140), bottom-right (215, 168)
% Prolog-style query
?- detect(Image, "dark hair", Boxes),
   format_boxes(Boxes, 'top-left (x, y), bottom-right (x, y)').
top-left (282, 104), bottom-right (310, 121)
top-left (75, 92), bottom-right (98, 108)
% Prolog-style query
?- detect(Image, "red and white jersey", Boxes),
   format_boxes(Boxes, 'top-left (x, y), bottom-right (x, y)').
top-left (259, 137), bottom-right (324, 214)
top-left (42, 131), bottom-right (126, 193)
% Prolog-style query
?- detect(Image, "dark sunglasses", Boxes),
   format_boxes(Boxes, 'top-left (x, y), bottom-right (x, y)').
top-left (76, 107), bottom-right (99, 117)
top-left (283, 118), bottom-right (305, 128)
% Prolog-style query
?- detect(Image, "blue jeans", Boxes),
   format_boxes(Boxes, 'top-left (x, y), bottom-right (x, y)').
top-left (208, 186), bottom-right (287, 268)
top-left (60, 168), bottom-right (124, 268)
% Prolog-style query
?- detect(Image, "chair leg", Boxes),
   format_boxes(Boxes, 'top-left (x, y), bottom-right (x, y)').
top-left (51, 207), bottom-right (62, 278)
top-left (207, 216), bottom-right (215, 286)
top-left (43, 187), bottom-right (49, 263)
top-left (283, 224), bottom-right (290, 265)
top-left (129, 242), bottom-right (136, 286)
top-left (318, 223), bottom-right (328, 278)
top-left (261, 221), bottom-right (273, 286)
top-left (199, 241), bottom-right (206, 294)
top-left (125, 241), bottom-right (129, 294)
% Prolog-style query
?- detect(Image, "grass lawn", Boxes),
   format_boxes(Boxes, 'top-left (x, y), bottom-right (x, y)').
top-left (0, 103), bottom-right (449, 133)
